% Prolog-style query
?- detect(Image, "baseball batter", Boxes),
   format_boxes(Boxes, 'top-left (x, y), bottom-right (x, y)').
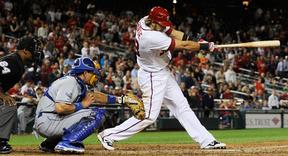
top-left (34, 57), bottom-right (122, 154)
top-left (98, 6), bottom-right (226, 150)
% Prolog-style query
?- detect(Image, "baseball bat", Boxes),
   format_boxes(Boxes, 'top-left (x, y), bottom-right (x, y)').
top-left (215, 40), bottom-right (280, 48)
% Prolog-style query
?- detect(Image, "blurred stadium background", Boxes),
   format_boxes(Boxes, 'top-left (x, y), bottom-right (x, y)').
top-left (1, 0), bottom-right (288, 154)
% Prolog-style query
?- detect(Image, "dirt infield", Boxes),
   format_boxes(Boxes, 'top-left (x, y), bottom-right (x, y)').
top-left (10, 141), bottom-right (288, 156)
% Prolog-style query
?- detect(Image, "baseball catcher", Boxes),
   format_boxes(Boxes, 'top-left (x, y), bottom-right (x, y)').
top-left (33, 57), bottom-right (144, 154)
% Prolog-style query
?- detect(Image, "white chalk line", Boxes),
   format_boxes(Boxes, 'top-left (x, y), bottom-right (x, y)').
top-left (201, 145), bottom-right (288, 153)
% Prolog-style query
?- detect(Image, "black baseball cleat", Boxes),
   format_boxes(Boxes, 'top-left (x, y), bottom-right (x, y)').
top-left (0, 143), bottom-right (12, 154)
top-left (39, 137), bottom-right (62, 153)
top-left (39, 141), bottom-right (55, 153)
top-left (201, 140), bottom-right (226, 149)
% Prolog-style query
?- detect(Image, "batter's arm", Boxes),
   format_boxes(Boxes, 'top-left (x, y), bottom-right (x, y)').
top-left (167, 28), bottom-right (214, 52)
top-left (174, 39), bottom-right (200, 51)
top-left (169, 29), bottom-right (185, 40)
top-left (165, 28), bottom-right (209, 51)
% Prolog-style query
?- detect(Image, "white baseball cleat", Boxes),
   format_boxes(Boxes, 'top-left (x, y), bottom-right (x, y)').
top-left (201, 140), bottom-right (226, 149)
top-left (97, 134), bottom-right (115, 150)
top-left (54, 141), bottom-right (85, 154)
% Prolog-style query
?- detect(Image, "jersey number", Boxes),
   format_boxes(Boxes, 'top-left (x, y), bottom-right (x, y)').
top-left (0, 61), bottom-right (11, 74)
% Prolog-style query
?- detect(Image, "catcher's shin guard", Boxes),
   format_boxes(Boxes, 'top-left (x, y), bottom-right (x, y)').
top-left (55, 109), bottom-right (106, 153)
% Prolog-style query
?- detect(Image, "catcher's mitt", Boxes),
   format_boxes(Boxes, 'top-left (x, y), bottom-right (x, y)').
top-left (118, 93), bottom-right (145, 120)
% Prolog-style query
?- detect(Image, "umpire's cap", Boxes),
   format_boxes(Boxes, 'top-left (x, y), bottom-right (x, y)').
top-left (70, 57), bottom-right (101, 77)
top-left (17, 36), bottom-right (44, 65)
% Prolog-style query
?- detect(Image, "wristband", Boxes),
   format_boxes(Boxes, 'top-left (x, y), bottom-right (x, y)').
top-left (74, 102), bottom-right (83, 111)
top-left (199, 43), bottom-right (209, 51)
top-left (163, 26), bottom-right (172, 36)
top-left (107, 94), bottom-right (116, 104)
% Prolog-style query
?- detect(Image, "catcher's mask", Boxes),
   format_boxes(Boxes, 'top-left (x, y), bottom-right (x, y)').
top-left (70, 57), bottom-right (101, 86)
top-left (17, 36), bottom-right (44, 66)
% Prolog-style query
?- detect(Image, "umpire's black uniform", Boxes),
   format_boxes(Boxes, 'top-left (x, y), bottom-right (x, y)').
top-left (0, 36), bottom-right (43, 154)
top-left (0, 53), bottom-right (25, 153)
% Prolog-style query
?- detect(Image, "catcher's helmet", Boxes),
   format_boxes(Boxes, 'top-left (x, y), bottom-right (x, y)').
top-left (17, 36), bottom-right (44, 65)
top-left (70, 57), bottom-right (101, 77)
top-left (148, 6), bottom-right (172, 27)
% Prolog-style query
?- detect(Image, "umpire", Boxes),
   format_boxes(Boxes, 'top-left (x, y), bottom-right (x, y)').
top-left (0, 36), bottom-right (43, 154)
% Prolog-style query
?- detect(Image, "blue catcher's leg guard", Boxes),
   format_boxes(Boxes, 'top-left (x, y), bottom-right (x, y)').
top-left (55, 108), bottom-right (106, 153)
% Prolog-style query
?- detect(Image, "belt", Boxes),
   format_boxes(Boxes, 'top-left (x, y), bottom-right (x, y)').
top-left (37, 111), bottom-right (58, 118)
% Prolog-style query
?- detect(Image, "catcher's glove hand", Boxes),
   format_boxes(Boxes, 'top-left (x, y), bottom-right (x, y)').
top-left (118, 93), bottom-right (145, 120)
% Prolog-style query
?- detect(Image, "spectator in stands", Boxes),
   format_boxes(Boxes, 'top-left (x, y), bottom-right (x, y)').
top-left (276, 57), bottom-right (285, 78)
top-left (202, 87), bottom-right (215, 118)
top-left (112, 72), bottom-right (123, 88)
top-left (219, 99), bottom-right (236, 128)
top-left (17, 81), bottom-right (36, 134)
top-left (215, 67), bottom-right (225, 84)
top-left (254, 77), bottom-right (265, 98)
top-left (8, 16), bottom-right (20, 38)
top-left (89, 42), bottom-right (100, 59)
top-left (8, 83), bottom-right (22, 101)
top-left (283, 82), bottom-right (288, 92)
top-left (180, 82), bottom-right (189, 99)
top-left (83, 16), bottom-right (97, 38)
top-left (122, 70), bottom-right (132, 91)
top-left (221, 88), bottom-right (234, 99)
top-left (173, 51), bottom-right (187, 67)
top-left (268, 90), bottom-right (279, 109)
top-left (40, 58), bottom-right (52, 87)
top-left (63, 51), bottom-right (75, 66)
top-left (203, 73), bottom-right (217, 89)
top-left (224, 66), bottom-right (237, 85)
top-left (194, 66), bottom-right (205, 82)
top-left (105, 73), bottom-right (115, 88)
top-left (131, 63), bottom-right (139, 90)
top-left (81, 41), bottom-right (90, 57)
top-left (256, 56), bottom-right (266, 76)
top-left (60, 64), bottom-right (70, 77)
top-left (187, 86), bottom-right (201, 110)
top-left (37, 22), bottom-right (48, 39)
top-left (48, 63), bottom-right (61, 85)
top-left (181, 69), bottom-right (195, 89)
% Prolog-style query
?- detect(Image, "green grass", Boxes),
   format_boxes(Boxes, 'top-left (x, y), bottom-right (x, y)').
top-left (9, 128), bottom-right (288, 146)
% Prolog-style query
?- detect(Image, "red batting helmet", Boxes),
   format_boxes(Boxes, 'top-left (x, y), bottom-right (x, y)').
top-left (148, 6), bottom-right (172, 27)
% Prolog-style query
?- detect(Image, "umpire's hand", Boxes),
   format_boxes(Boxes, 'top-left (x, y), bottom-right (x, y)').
top-left (0, 93), bottom-right (16, 106)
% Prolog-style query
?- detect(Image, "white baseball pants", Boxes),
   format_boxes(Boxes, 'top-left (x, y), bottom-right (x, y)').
top-left (100, 68), bottom-right (215, 147)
